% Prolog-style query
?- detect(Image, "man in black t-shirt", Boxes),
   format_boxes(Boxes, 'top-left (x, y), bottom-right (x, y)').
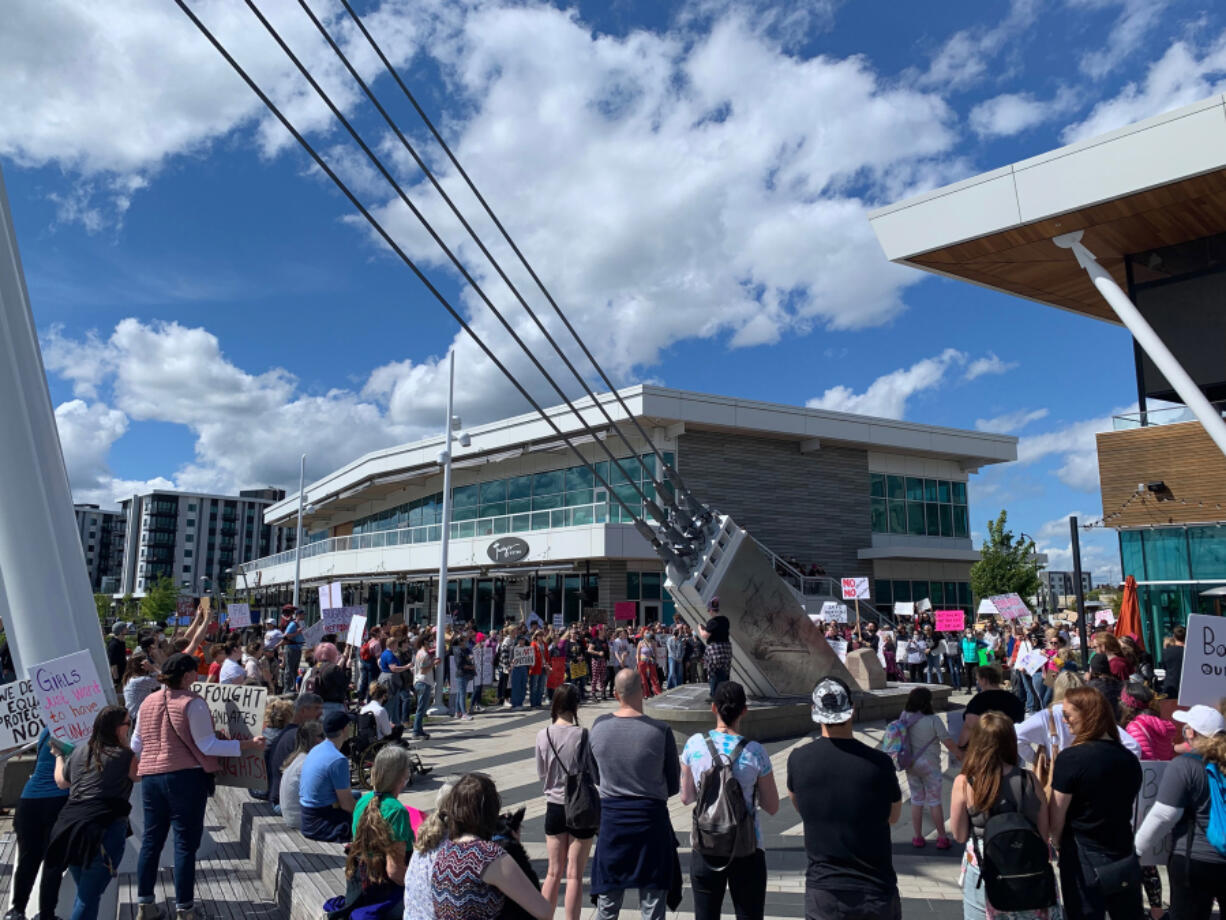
top-left (957, 664), bottom-right (1024, 750)
top-left (788, 677), bottom-right (902, 920)
top-left (1161, 625), bottom-right (1186, 697)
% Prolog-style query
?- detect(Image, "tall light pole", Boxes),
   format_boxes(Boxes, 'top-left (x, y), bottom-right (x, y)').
top-left (431, 352), bottom-right (457, 714)
top-left (292, 453), bottom-right (306, 609)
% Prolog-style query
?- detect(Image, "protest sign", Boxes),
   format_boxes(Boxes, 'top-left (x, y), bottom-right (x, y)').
top-left (346, 614), bottom-right (367, 649)
top-left (1133, 761), bottom-right (1172, 867)
top-left (614, 601), bottom-right (637, 622)
top-left (28, 650), bottom-right (106, 745)
top-left (893, 602), bottom-right (914, 618)
top-left (1180, 613), bottom-right (1226, 707)
top-left (840, 577), bottom-right (869, 600)
top-left (988, 593), bottom-right (1029, 620)
top-left (477, 645), bottom-right (495, 685)
top-left (511, 647), bottom-right (536, 668)
top-left (318, 582), bottom-right (342, 612)
top-left (828, 639), bottom-right (848, 662)
top-left (301, 620), bottom-right (326, 648)
top-left (191, 682), bottom-right (267, 789)
top-left (1095, 610), bottom-right (1116, 626)
top-left (0, 679), bottom-right (43, 750)
top-left (1019, 650), bottom-right (1048, 675)
top-left (227, 603), bottom-right (253, 629)
top-left (916, 598), bottom-right (933, 613)
top-left (935, 610), bottom-right (965, 632)
top-left (820, 601), bottom-right (849, 623)
top-left (322, 605), bottom-right (361, 635)
top-left (552, 613), bottom-right (564, 631)
top-left (176, 596), bottom-right (196, 621)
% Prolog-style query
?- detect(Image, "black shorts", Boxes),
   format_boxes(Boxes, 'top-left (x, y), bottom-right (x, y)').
top-left (544, 801), bottom-right (595, 839)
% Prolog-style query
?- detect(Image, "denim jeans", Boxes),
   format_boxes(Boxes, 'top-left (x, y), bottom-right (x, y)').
top-left (138, 767), bottom-right (211, 909)
top-left (945, 656), bottom-right (962, 689)
top-left (1032, 670), bottom-right (1052, 710)
top-left (413, 681), bottom-right (432, 735)
top-left (283, 645), bottom-right (302, 691)
top-left (452, 676), bottom-right (470, 716)
top-left (926, 652), bottom-right (943, 684)
top-left (69, 817), bottom-right (126, 920)
top-left (594, 887), bottom-right (666, 920)
top-left (510, 667), bottom-right (528, 707)
top-left (530, 672), bottom-right (546, 707)
top-left (667, 658), bottom-right (684, 689)
top-left (708, 668), bottom-right (729, 700)
top-left (359, 662), bottom-right (376, 702)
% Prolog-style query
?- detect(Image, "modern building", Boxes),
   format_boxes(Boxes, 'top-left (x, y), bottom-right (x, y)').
top-left (1042, 570), bottom-right (1093, 607)
top-left (870, 93), bottom-right (1226, 649)
top-left (118, 488), bottom-right (296, 597)
top-left (73, 504), bottom-right (125, 593)
top-left (239, 386), bottom-right (1016, 629)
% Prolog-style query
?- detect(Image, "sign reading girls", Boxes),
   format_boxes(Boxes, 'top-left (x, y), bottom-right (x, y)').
top-left (28, 649), bottom-right (106, 744)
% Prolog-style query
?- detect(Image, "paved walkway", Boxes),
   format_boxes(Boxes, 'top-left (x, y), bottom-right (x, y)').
top-left (400, 693), bottom-right (971, 919)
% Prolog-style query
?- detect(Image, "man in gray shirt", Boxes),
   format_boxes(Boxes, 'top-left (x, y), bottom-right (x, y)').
top-left (589, 669), bottom-right (680, 920)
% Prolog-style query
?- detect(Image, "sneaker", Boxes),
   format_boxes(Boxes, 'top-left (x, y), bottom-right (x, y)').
top-left (935, 836), bottom-right (951, 850)
top-left (460, 715), bottom-right (473, 722)
top-left (175, 909), bottom-right (196, 920)
top-left (136, 904), bottom-right (165, 920)
top-left (5, 909), bottom-right (27, 920)
top-left (411, 731), bottom-right (431, 740)
top-left (911, 836), bottom-right (926, 848)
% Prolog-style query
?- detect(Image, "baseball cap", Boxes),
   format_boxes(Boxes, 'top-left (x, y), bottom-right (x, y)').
top-left (1174, 705), bottom-right (1226, 738)
top-left (322, 710), bottom-right (352, 735)
top-left (811, 677), bottom-right (854, 725)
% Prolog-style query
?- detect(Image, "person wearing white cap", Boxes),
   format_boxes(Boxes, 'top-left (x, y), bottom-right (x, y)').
top-left (1134, 704), bottom-right (1226, 919)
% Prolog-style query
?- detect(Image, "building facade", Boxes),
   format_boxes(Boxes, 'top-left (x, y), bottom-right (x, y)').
top-left (73, 504), bottom-right (125, 593)
top-left (118, 488), bottom-right (296, 596)
top-left (1042, 570), bottom-right (1094, 607)
top-left (240, 386), bottom-right (1016, 628)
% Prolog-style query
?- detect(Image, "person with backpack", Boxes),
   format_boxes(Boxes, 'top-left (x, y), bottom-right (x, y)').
top-left (680, 681), bottom-right (779, 920)
top-left (1133, 704), bottom-right (1226, 919)
top-left (1049, 686), bottom-right (1143, 920)
top-left (949, 711), bottom-right (1057, 919)
top-left (886, 687), bottom-right (962, 849)
top-left (535, 683), bottom-right (600, 920)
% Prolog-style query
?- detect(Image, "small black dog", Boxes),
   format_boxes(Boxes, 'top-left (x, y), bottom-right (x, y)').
top-left (493, 807), bottom-right (541, 920)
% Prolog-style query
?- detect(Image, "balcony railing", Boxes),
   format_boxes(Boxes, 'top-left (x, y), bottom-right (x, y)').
top-left (1113, 401), bottom-right (1226, 430)
top-left (236, 500), bottom-right (611, 574)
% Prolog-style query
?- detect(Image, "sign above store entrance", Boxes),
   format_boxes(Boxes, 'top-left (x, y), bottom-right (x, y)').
top-left (487, 536), bottom-right (530, 564)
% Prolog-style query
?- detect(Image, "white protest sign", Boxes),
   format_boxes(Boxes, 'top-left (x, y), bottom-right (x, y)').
top-left (820, 601), bottom-right (849, 623)
top-left (322, 605), bottom-right (362, 635)
top-left (511, 646), bottom-right (536, 668)
top-left (841, 577), bottom-right (869, 600)
top-left (916, 597), bottom-right (933, 613)
top-left (301, 620), bottom-right (326, 648)
top-left (346, 614), bottom-right (368, 649)
top-left (191, 682), bottom-right (267, 789)
top-left (227, 603), bottom-right (253, 629)
top-left (1133, 760), bottom-right (1172, 867)
top-left (828, 639), bottom-right (848, 662)
top-left (552, 613), bottom-right (564, 630)
top-left (1180, 614), bottom-right (1226, 707)
top-left (477, 645), bottom-right (495, 685)
top-left (28, 650), bottom-right (107, 746)
top-left (1019, 650), bottom-right (1048, 675)
top-left (893, 602), bottom-right (915, 618)
top-left (0, 679), bottom-right (43, 750)
top-left (318, 582), bottom-right (342, 612)
top-left (1094, 610), bottom-right (1116, 626)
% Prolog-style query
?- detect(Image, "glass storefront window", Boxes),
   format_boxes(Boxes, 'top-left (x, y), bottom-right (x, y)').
top-left (1142, 529), bottom-right (1190, 581)
top-left (924, 479), bottom-right (938, 502)
top-left (875, 580), bottom-right (893, 605)
top-left (953, 507), bottom-right (969, 539)
top-left (908, 504), bottom-right (927, 536)
top-left (627, 572), bottom-right (640, 600)
top-left (889, 501), bottom-right (907, 533)
top-left (1189, 526), bottom-right (1226, 580)
top-left (906, 477), bottom-right (925, 502)
top-left (952, 482), bottom-right (968, 505)
top-left (871, 499), bottom-right (888, 533)
top-left (939, 505), bottom-right (953, 537)
top-left (887, 476), bottom-right (905, 500)
top-left (870, 474), bottom-right (886, 498)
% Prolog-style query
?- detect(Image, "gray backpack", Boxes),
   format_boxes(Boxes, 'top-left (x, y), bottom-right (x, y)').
top-left (692, 735), bottom-right (757, 868)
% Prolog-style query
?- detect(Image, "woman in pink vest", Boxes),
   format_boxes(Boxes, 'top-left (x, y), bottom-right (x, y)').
top-left (131, 653), bottom-right (265, 920)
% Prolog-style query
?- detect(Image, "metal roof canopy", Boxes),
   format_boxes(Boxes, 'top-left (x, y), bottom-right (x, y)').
top-left (869, 95), bottom-right (1226, 322)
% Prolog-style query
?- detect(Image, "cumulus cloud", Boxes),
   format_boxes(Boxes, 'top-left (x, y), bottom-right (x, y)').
top-left (968, 87), bottom-right (1079, 138)
top-left (1072, 0), bottom-right (1171, 79)
top-left (1033, 511), bottom-right (1122, 584)
top-left (806, 348), bottom-right (968, 420)
top-left (1014, 407), bottom-right (1132, 491)
top-left (975, 407), bottom-right (1049, 434)
top-left (964, 353), bottom-right (1016, 381)
top-left (919, 0), bottom-right (1040, 90)
top-left (54, 399), bottom-right (130, 504)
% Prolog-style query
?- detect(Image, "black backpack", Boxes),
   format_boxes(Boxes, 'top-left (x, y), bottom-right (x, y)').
top-left (692, 735), bottom-right (757, 869)
top-left (969, 769), bottom-right (1057, 912)
top-left (546, 727), bottom-right (601, 832)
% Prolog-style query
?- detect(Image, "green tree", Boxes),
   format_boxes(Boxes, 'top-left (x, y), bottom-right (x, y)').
top-left (140, 576), bottom-right (180, 624)
top-left (970, 511), bottom-right (1042, 608)
top-left (94, 593), bottom-right (113, 624)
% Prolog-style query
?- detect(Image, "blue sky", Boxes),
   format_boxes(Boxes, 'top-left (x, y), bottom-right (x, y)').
top-left (5, 0), bottom-right (1226, 582)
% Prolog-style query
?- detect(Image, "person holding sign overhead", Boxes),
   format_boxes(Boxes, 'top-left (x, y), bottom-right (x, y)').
top-left (132, 653), bottom-right (265, 920)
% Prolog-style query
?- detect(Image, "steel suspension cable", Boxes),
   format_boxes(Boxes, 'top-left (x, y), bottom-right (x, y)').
top-left (171, 0), bottom-right (687, 564)
top-left (336, 0), bottom-right (703, 516)
top-left (238, 0), bottom-right (678, 535)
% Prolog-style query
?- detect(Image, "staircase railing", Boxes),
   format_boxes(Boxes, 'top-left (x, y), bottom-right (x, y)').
top-left (750, 536), bottom-right (895, 628)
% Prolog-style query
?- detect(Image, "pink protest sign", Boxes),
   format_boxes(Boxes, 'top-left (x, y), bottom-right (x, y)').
top-left (935, 610), bottom-right (966, 632)
top-left (614, 601), bottom-right (637, 621)
top-left (988, 593), bottom-right (1030, 620)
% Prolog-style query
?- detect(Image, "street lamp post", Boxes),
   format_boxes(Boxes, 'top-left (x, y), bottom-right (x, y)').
top-left (292, 453), bottom-right (306, 609)
top-left (431, 352), bottom-right (457, 715)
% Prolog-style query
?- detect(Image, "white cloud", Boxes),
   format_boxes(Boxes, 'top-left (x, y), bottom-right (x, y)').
top-left (53, 399), bottom-right (130, 505)
top-left (1014, 407), bottom-right (1133, 491)
top-left (975, 407), bottom-right (1049, 434)
top-left (1073, 0), bottom-right (1170, 80)
top-left (1062, 34), bottom-right (1226, 143)
top-left (919, 0), bottom-right (1041, 90)
top-left (1033, 512), bottom-right (1121, 584)
top-left (806, 348), bottom-right (966, 420)
top-left (964, 352), bottom-right (1016, 380)
top-left (968, 87), bottom-right (1079, 138)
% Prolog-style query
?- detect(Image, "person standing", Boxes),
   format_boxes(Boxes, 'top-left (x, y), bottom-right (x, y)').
top-left (895, 687), bottom-right (961, 849)
top-left (699, 601), bottom-right (732, 700)
top-left (358, 625), bottom-right (383, 705)
top-left (411, 637), bottom-right (437, 740)
top-left (7, 728), bottom-right (70, 920)
top-left (904, 630), bottom-right (927, 683)
top-left (588, 626), bottom-right (610, 702)
top-left (957, 665), bottom-right (1025, 751)
top-left (961, 629), bottom-right (983, 692)
top-left (636, 632), bottom-right (662, 698)
top-left (1160, 626), bottom-right (1186, 698)
top-left (133, 653), bottom-right (264, 920)
top-left (940, 632), bottom-right (962, 690)
top-left (1049, 686), bottom-right (1143, 920)
top-left (509, 633), bottom-right (531, 710)
top-left (666, 628), bottom-right (685, 690)
top-left (923, 627), bottom-right (943, 685)
top-left (788, 677), bottom-right (902, 920)
top-left (529, 629), bottom-right (548, 708)
top-left (589, 669), bottom-right (680, 920)
top-left (680, 681), bottom-right (779, 920)
top-left (281, 608), bottom-right (306, 691)
top-left (452, 634), bottom-right (475, 721)
top-left (106, 622), bottom-right (129, 690)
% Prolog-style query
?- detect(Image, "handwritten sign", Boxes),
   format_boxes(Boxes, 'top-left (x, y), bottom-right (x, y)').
top-left (828, 639), bottom-right (848, 662)
top-left (346, 614), bottom-right (367, 650)
top-left (820, 601), bottom-right (849, 623)
top-left (301, 620), bottom-right (326, 648)
top-left (893, 602), bottom-right (914, 618)
top-left (511, 647), bottom-right (536, 668)
top-left (318, 582), bottom-right (342, 612)
top-left (476, 645), bottom-right (495, 685)
top-left (1095, 610), bottom-right (1116, 626)
top-left (1180, 613), bottom-right (1226, 707)
top-left (28, 650), bottom-right (106, 745)
top-left (552, 613), bottom-right (564, 631)
top-left (1019, 650), bottom-right (1048, 675)
top-left (841, 577), bottom-right (869, 600)
top-left (614, 601), bottom-right (637, 622)
top-left (227, 603), bottom-right (253, 629)
top-left (988, 593), bottom-right (1029, 620)
top-left (191, 682), bottom-right (267, 789)
top-left (0, 679), bottom-right (43, 750)
top-left (322, 605), bottom-right (362, 635)
top-left (1133, 760), bottom-right (1172, 867)
top-left (935, 610), bottom-right (965, 632)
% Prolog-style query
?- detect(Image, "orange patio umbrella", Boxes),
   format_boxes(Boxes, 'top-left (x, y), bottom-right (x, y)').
top-left (1115, 574), bottom-right (1144, 650)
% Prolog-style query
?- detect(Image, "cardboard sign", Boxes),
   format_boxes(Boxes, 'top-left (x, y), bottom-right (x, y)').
top-left (552, 613), bottom-right (564, 631)
top-left (345, 614), bottom-right (368, 649)
top-left (840, 577), bottom-right (869, 600)
top-left (227, 603), bottom-right (253, 629)
top-left (318, 582), bottom-right (342, 612)
top-left (1133, 760), bottom-right (1173, 867)
top-left (301, 620), bottom-right (326, 648)
top-left (893, 602), bottom-right (914, 618)
top-left (476, 645), bottom-right (495, 685)
top-left (1179, 613), bottom-right (1226, 707)
top-left (916, 598), bottom-right (933, 613)
top-left (1095, 610), bottom-right (1116, 626)
top-left (28, 650), bottom-right (107, 745)
top-left (935, 610), bottom-right (965, 632)
top-left (820, 601), bottom-right (849, 623)
top-left (0, 679), bottom-right (43, 750)
top-left (988, 593), bottom-right (1029, 620)
top-left (322, 605), bottom-right (362, 635)
top-left (191, 682), bottom-right (267, 789)
top-left (828, 639), bottom-right (848, 662)
top-left (511, 646), bottom-right (536, 668)
top-left (614, 601), bottom-right (637, 622)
